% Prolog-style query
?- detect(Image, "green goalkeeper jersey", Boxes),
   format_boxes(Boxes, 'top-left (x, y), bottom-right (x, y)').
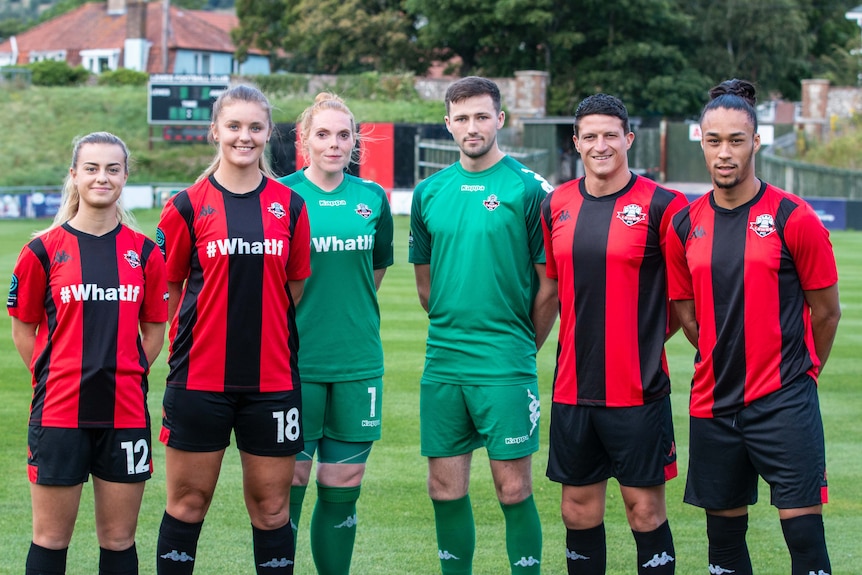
top-left (409, 155), bottom-right (552, 385)
top-left (279, 170), bottom-right (394, 383)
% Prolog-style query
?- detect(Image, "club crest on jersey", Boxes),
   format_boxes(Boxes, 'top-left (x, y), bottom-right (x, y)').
top-left (483, 194), bottom-right (501, 211)
top-left (267, 202), bottom-right (286, 219)
top-left (123, 250), bottom-right (141, 269)
top-left (750, 213), bottom-right (776, 237)
top-left (617, 203), bottom-right (646, 226)
top-left (355, 203), bottom-right (372, 219)
top-left (54, 250), bottom-right (71, 264)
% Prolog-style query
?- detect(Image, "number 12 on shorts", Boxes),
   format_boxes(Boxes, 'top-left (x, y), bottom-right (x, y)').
top-left (120, 439), bottom-right (150, 475)
top-left (273, 408), bottom-right (301, 443)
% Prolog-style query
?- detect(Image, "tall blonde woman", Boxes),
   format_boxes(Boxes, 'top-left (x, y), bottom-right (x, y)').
top-left (155, 84), bottom-right (311, 575)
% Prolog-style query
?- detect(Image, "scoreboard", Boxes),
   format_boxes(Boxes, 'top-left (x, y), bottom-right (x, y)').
top-left (148, 74), bottom-right (230, 125)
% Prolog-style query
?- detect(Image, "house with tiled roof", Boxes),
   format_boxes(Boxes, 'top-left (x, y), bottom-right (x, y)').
top-left (0, 0), bottom-right (270, 75)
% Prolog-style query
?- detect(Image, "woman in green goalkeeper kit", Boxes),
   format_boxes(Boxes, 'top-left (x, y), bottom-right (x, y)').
top-left (278, 92), bottom-right (394, 575)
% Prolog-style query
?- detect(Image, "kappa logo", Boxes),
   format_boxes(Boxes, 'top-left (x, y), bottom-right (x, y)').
top-left (527, 388), bottom-right (540, 436)
top-left (335, 513), bottom-right (358, 529)
top-left (709, 564), bottom-right (735, 574)
top-left (689, 225), bottom-right (707, 240)
top-left (54, 250), bottom-right (72, 264)
top-left (519, 167), bottom-right (555, 193)
top-left (566, 548), bottom-right (590, 561)
top-left (258, 558), bottom-right (293, 568)
top-left (160, 550), bottom-right (195, 562)
top-left (513, 556), bottom-right (540, 567)
top-left (355, 203), bottom-right (372, 219)
top-left (617, 203), bottom-right (647, 226)
top-left (483, 194), bottom-right (501, 211)
top-left (558, 209), bottom-right (571, 222)
top-left (750, 213), bottom-right (776, 238)
top-left (439, 550), bottom-right (460, 560)
top-left (643, 552), bottom-right (675, 568)
top-left (123, 250), bottom-right (141, 269)
top-left (267, 202), bottom-right (286, 219)
top-left (460, 184), bottom-right (486, 192)
top-left (198, 204), bottom-right (216, 219)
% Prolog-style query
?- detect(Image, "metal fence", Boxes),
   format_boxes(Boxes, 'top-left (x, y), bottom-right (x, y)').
top-left (414, 137), bottom-right (552, 184)
top-left (0, 67), bottom-right (32, 87)
top-left (760, 132), bottom-right (862, 199)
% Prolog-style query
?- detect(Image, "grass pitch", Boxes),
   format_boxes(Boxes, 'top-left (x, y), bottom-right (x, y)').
top-left (0, 211), bottom-right (859, 574)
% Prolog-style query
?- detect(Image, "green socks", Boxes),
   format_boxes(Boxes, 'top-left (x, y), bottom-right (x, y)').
top-left (288, 484), bottom-right (307, 547)
top-left (310, 483), bottom-right (362, 575)
top-left (432, 495), bottom-right (476, 575)
top-left (501, 495), bottom-right (542, 573)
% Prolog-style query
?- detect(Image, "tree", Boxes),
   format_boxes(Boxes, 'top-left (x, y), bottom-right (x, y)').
top-left (543, 0), bottom-right (710, 117)
top-left (406, 0), bottom-right (554, 76)
top-left (0, 16), bottom-right (25, 40)
top-left (279, 0), bottom-right (424, 74)
top-left (803, 0), bottom-right (861, 86)
top-left (232, 0), bottom-right (289, 70)
top-left (687, 0), bottom-right (811, 100)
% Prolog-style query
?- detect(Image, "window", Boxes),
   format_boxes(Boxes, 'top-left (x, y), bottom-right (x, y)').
top-left (194, 53), bottom-right (211, 74)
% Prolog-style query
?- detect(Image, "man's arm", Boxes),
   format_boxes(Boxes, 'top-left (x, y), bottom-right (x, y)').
top-left (531, 264), bottom-right (558, 351)
top-left (414, 264), bottom-right (430, 313)
top-left (672, 299), bottom-right (698, 348)
top-left (805, 284), bottom-right (841, 373)
top-left (374, 268), bottom-right (387, 292)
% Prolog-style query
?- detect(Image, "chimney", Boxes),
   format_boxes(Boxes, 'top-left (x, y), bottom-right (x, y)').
top-left (107, 0), bottom-right (127, 15)
top-left (126, 1), bottom-right (147, 39)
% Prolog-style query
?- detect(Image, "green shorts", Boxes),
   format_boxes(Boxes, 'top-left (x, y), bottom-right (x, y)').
top-left (420, 378), bottom-right (540, 459)
top-left (302, 377), bottom-right (383, 443)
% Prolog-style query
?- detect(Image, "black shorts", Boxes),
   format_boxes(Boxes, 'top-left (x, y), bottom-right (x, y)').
top-left (28, 426), bottom-right (152, 485)
top-left (160, 387), bottom-right (303, 457)
top-left (546, 395), bottom-right (677, 487)
top-left (685, 375), bottom-right (827, 510)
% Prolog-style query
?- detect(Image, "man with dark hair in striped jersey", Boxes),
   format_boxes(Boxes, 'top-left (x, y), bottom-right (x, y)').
top-left (541, 93), bottom-right (686, 575)
top-left (667, 78), bottom-right (841, 575)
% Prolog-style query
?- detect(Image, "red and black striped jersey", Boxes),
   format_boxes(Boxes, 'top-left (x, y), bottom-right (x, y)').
top-left (666, 181), bottom-right (838, 418)
top-left (158, 175), bottom-right (311, 393)
top-left (541, 173), bottom-right (687, 407)
top-left (8, 223), bottom-right (168, 428)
